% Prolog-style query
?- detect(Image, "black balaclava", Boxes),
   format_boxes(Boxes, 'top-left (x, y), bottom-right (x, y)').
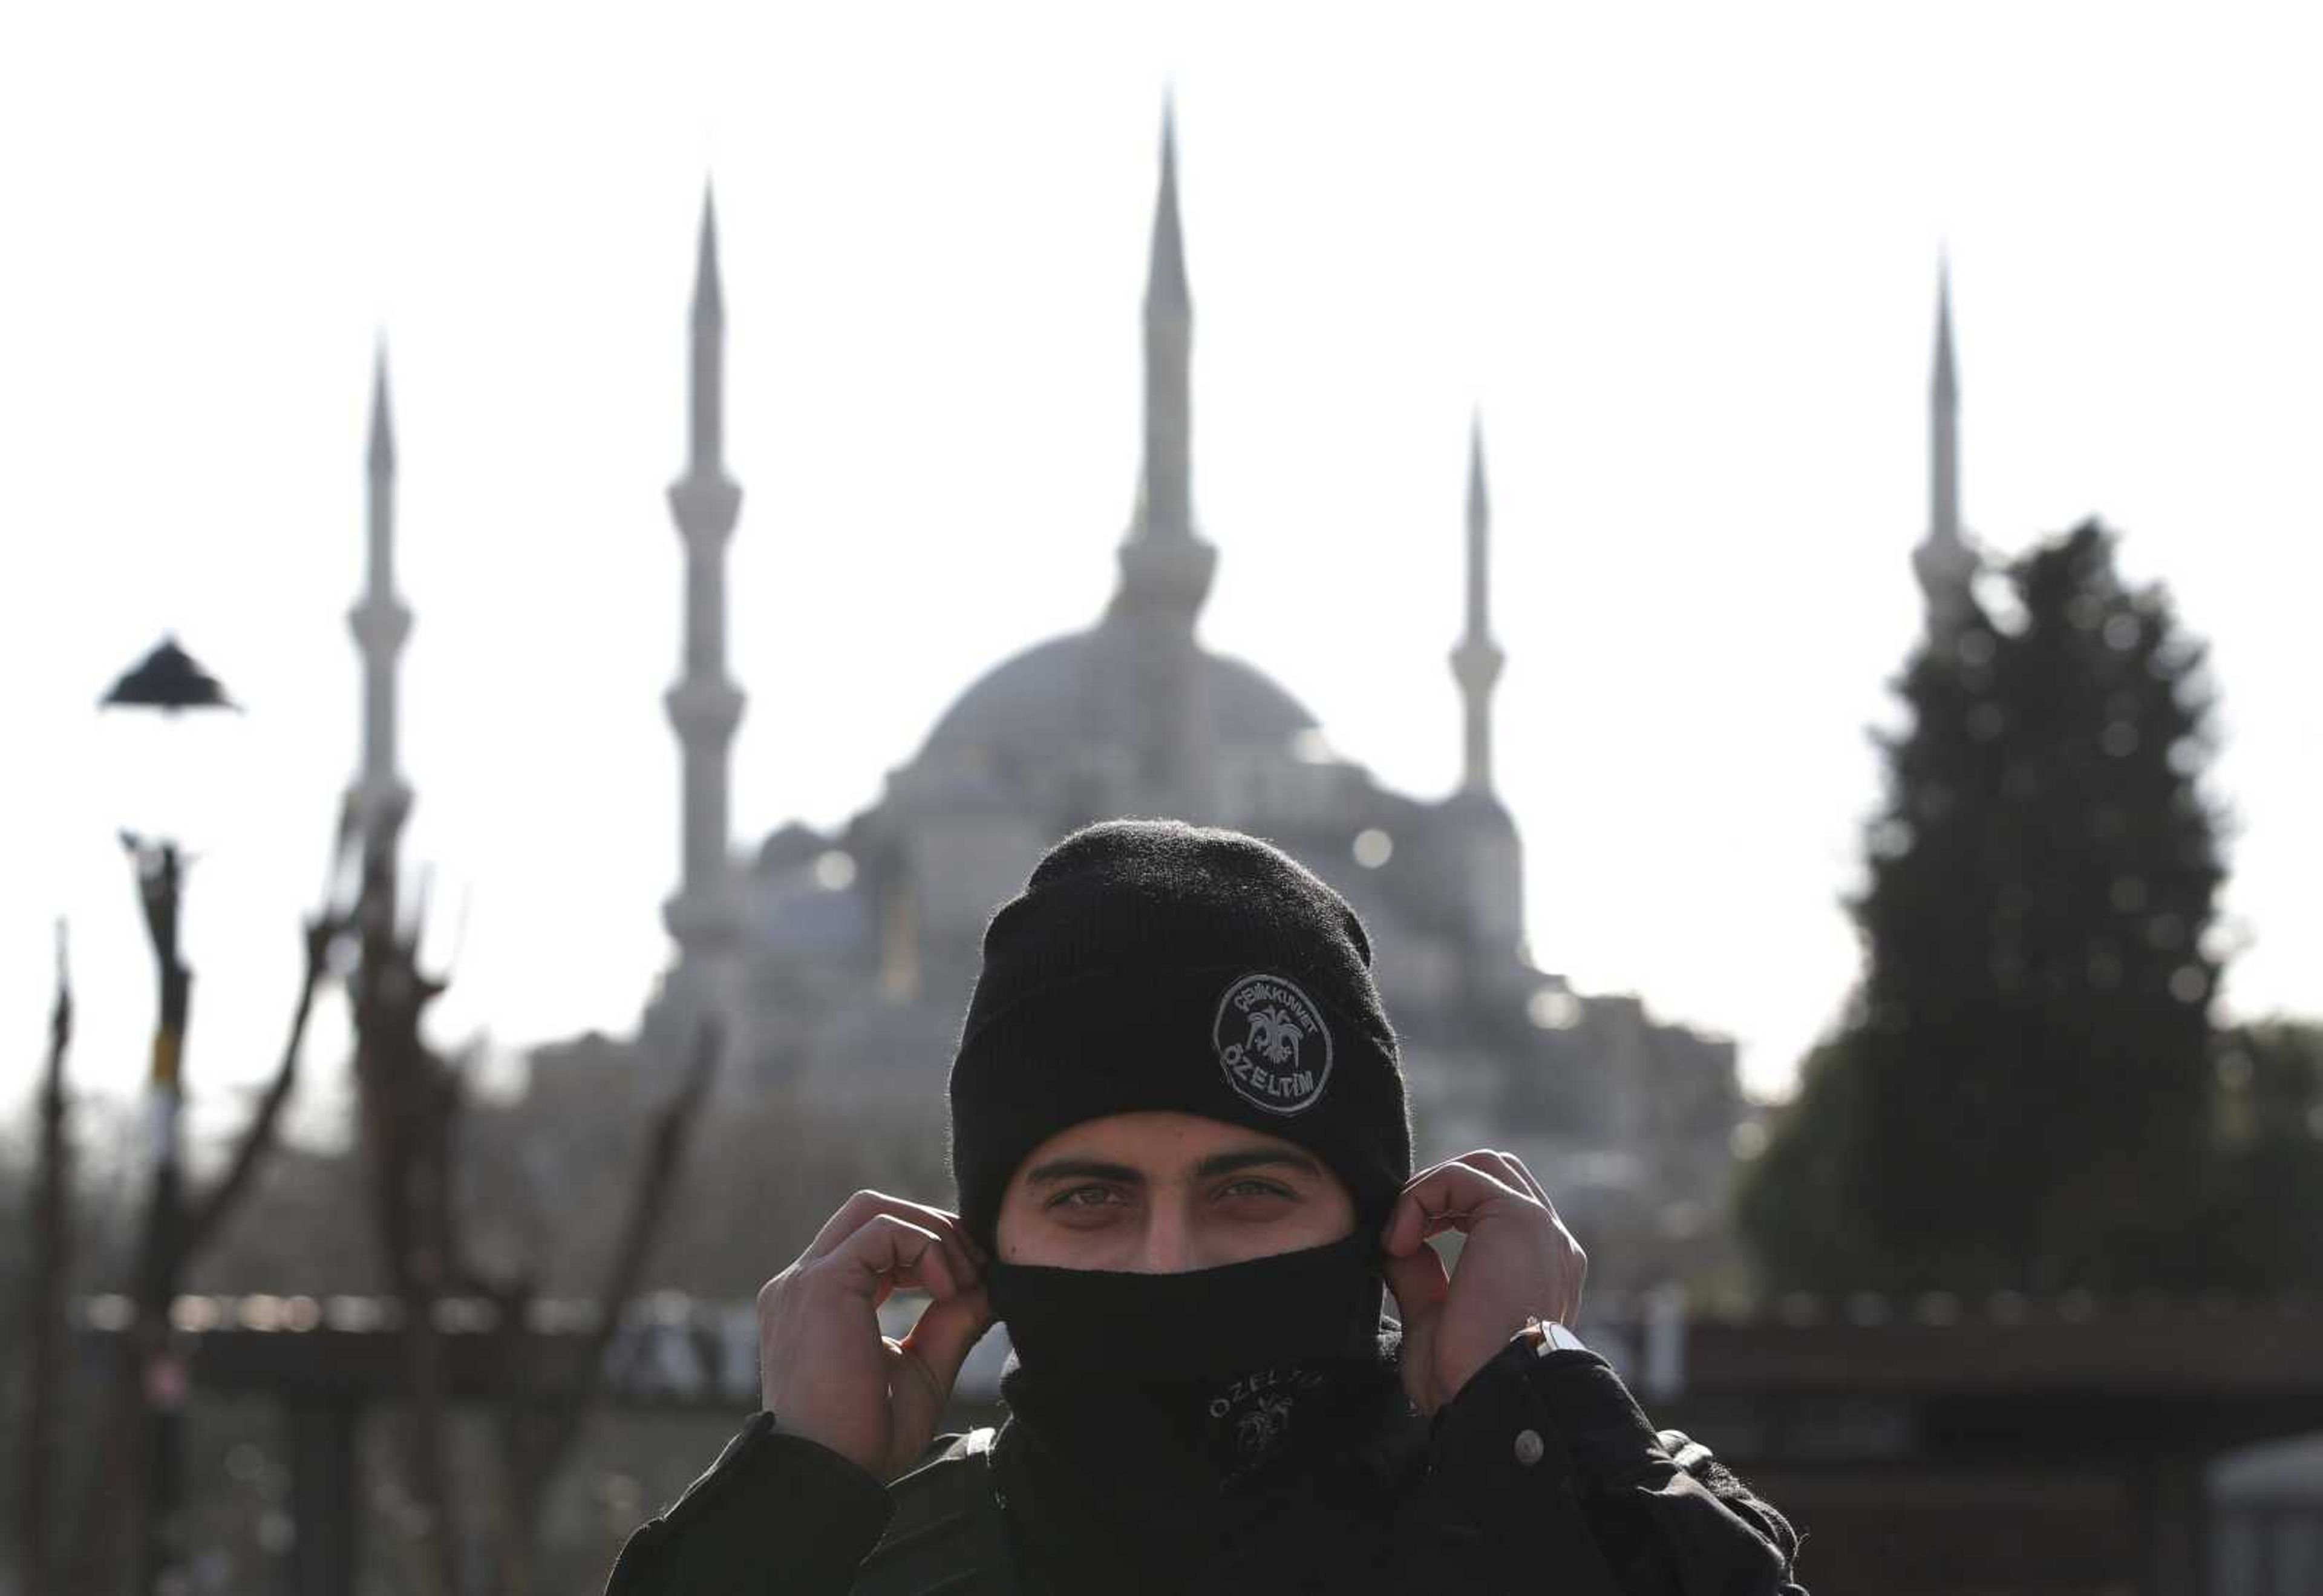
top-left (944, 820), bottom-right (1420, 1587)
top-left (984, 1237), bottom-right (1413, 1589)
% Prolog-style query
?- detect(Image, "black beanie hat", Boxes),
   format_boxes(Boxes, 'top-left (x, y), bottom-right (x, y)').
top-left (948, 819), bottom-right (1413, 1249)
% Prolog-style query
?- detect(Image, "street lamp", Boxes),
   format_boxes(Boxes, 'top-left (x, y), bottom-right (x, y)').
top-left (99, 634), bottom-right (239, 1596)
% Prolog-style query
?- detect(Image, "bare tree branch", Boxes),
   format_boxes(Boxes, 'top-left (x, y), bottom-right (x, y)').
top-left (183, 910), bottom-right (344, 1258)
top-left (489, 1016), bottom-right (723, 1596)
top-left (349, 813), bottom-right (466, 1596)
top-left (549, 1016), bottom-right (722, 1460)
top-left (22, 921), bottom-right (72, 1596)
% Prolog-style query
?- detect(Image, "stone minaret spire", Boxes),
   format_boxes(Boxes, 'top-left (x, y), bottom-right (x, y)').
top-left (1930, 262), bottom-right (1959, 545)
top-left (1111, 100), bottom-right (1217, 630)
top-left (1105, 102), bottom-right (1220, 814)
top-left (1450, 416), bottom-right (1506, 795)
top-left (1913, 257), bottom-right (1976, 634)
top-left (662, 188), bottom-right (746, 958)
top-left (348, 343), bottom-right (413, 930)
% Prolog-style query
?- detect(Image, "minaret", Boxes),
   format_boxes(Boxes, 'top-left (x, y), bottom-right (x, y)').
top-left (1450, 416), bottom-right (1506, 796)
top-left (1111, 102), bottom-right (1217, 629)
top-left (348, 344), bottom-right (413, 932)
top-left (1930, 263), bottom-right (1959, 546)
top-left (1106, 104), bottom-right (1218, 813)
top-left (1913, 258), bottom-right (1976, 634)
top-left (1442, 414), bottom-right (1524, 961)
top-left (663, 189), bottom-right (746, 958)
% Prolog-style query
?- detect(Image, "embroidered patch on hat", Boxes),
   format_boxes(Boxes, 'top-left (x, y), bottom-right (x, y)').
top-left (1213, 973), bottom-right (1333, 1114)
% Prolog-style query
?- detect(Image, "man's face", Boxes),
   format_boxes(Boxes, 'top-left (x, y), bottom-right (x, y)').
top-left (995, 1110), bottom-right (1356, 1272)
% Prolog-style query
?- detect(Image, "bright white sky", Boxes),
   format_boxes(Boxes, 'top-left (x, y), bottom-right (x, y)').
top-left (4, 3), bottom-right (2319, 1142)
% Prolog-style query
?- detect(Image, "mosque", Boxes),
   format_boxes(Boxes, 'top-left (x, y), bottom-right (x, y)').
top-left (351, 114), bottom-right (1767, 1274)
top-left (635, 113), bottom-right (1754, 1263)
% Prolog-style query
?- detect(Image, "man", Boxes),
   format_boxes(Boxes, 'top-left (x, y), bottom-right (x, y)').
top-left (606, 820), bottom-right (1806, 1594)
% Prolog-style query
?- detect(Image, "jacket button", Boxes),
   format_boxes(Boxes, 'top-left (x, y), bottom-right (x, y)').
top-left (1513, 1428), bottom-right (1545, 1467)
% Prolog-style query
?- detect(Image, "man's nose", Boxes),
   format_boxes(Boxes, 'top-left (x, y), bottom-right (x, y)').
top-left (1130, 1209), bottom-right (1199, 1274)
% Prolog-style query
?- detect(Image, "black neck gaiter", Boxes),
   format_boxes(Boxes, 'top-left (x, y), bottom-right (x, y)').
top-left (984, 1235), bottom-right (1414, 1591)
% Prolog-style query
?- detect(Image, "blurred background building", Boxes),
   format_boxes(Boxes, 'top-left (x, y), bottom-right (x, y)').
top-left (607, 117), bottom-right (1751, 1296)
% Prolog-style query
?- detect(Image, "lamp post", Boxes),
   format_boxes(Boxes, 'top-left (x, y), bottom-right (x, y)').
top-left (100, 634), bottom-right (238, 1596)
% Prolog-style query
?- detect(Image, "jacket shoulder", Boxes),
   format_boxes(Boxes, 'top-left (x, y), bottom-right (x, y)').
top-left (849, 1428), bottom-right (1016, 1596)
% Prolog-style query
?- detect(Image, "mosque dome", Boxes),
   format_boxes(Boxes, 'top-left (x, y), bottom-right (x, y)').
top-left (916, 620), bottom-right (1320, 768)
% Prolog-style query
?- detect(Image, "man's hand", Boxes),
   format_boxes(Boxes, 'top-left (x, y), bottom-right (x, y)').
top-left (757, 1191), bottom-right (995, 1481)
top-left (1379, 1150), bottom-right (1587, 1414)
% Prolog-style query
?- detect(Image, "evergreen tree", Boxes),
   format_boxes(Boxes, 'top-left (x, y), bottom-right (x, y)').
top-left (2198, 1021), bottom-right (2323, 1289)
top-left (1740, 520), bottom-right (2227, 1293)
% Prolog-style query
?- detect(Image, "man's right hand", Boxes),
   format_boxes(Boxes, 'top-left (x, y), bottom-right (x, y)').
top-left (757, 1191), bottom-right (995, 1482)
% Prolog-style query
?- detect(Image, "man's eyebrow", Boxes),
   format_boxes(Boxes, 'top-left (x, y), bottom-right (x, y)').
top-left (1022, 1158), bottom-right (1145, 1186)
top-left (1020, 1150), bottom-right (1324, 1185)
top-left (1192, 1149), bottom-right (1324, 1181)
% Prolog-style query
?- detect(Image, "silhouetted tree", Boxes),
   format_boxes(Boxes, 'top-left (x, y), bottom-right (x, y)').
top-left (347, 814), bottom-right (724, 1596)
top-left (70, 860), bottom-right (350, 1596)
top-left (1740, 520), bottom-right (2230, 1293)
top-left (2197, 1021), bottom-right (2323, 1289)
top-left (16, 924), bottom-right (71, 1596)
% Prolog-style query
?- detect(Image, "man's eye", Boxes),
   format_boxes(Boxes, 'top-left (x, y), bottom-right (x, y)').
top-left (1219, 1179), bottom-right (1294, 1202)
top-left (1048, 1184), bottom-right (1123, 1210)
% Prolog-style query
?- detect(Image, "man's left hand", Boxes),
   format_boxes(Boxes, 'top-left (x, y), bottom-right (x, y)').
top-left (1379, 1150), bottom-right (1587, 1414)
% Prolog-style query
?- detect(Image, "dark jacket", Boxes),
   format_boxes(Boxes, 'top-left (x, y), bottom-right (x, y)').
top-left (602, 1341), bottom-right (1807, 1594)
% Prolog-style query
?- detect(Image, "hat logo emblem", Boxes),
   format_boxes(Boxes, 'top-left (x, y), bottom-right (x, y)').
top-left (1213, 973), bottom-right (1333, 1114)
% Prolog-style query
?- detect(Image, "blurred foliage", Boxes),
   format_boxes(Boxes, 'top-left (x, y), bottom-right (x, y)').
top-left (2195, 1019), bottom-right (2323, 1287)
top-left (1739, 520), bottom-right (2323, 1295)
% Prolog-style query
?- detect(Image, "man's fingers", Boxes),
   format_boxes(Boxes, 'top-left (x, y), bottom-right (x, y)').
top-left (901, 1286), bottom-right (995, 1396)
top-left (1380, 1244), bottom-right (1449, 1325)
top-left (802, 1191), bottom-right (988, 1310)
top-left (1483, 1150), bottom-right (1552, 1209)
top-left (1468, 1150), bottom-right (1588, 1322)
top-left (885, 1289), bottom-right (997, 1467)
top-left (758, 1192), bottom-right (996, 1482)
top-left (806, 1190), bottom-right (987, 1268)
top-left (1380, 1156), bottom-right (1534, 1256)
top-left (826, 1214), bottom-right (973, 1306)
top-left (884, 1340), bottom-right (946, 1465)
top-left (805, 1190), bottom-right (892, 1258)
